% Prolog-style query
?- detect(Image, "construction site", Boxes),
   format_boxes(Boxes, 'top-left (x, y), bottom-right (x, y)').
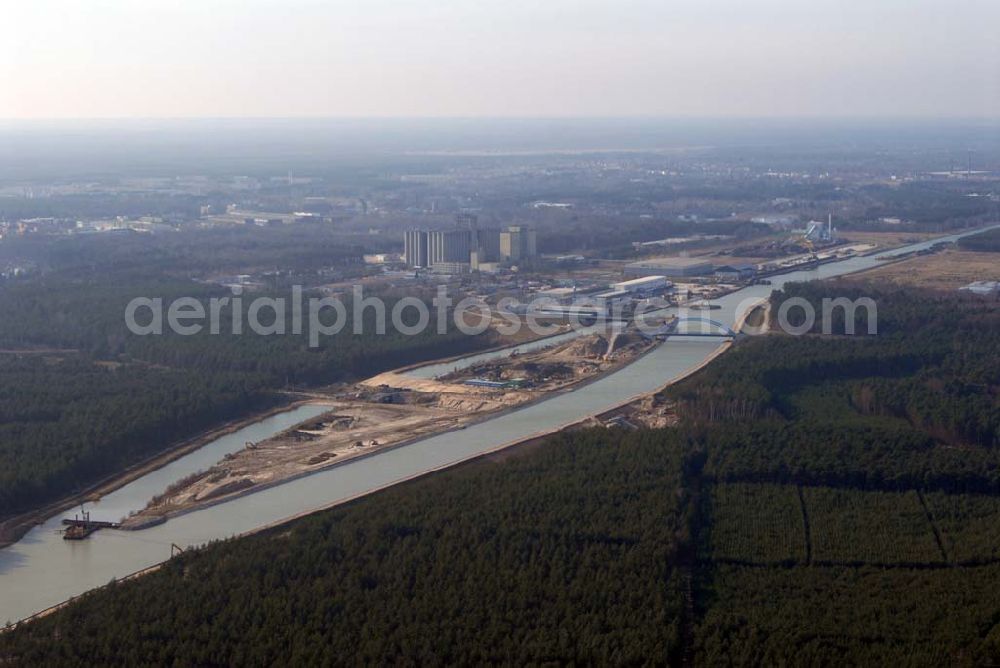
top-left (122, 329), bottom-right (655, 528)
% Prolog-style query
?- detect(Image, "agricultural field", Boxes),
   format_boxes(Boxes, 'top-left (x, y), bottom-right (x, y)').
top-left (703, 483), bottom-right (806, 564)
top-left (803, 487), bottom-right (944, 565)
top-left (925, 492), bottom-right (1000, 564)
top-left (695, 564), bottom-right (1000, 666)
top-left (857, 249), bottom-right (1000, 290)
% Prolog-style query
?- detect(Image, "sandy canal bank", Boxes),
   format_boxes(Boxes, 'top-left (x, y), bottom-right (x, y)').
top-left (123, 330), bottom-right (659, 528)
top-left (0, 398), bottom-right (322, 550)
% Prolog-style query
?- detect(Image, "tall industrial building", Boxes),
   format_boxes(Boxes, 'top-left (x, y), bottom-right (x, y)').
top-left (473, 227), bottom-right (501, 261)
top-left (404, 229), bottom-right (429, 267)
top-left (455, 213), bottom-right (498, 265)
top-left (455, 213), bottom-right (478, 229)
top-left (500, 225), bottom-right (537, 262)
top-left (404, 221), bottom-right (533, 270)
top-left (427, 229), bottom-right (473, 266)
top-left (405, 228), bottom-right (471, 269)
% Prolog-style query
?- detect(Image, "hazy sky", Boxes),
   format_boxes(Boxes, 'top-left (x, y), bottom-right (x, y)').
top-left (3, 0), bottom-right (998, 119)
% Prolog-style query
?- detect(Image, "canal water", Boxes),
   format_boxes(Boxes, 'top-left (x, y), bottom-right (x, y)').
top-left (1, 225), bottom-right (996, 624)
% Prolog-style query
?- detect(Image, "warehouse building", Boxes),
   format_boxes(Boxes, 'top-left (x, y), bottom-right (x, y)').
top-left (624, 257), bottom-right (713, 278)
top-left (534, 287), bottom-right (578, 304)
top-left (714, 264), bottom-right (756, 282)
top-left (611, 275), bottom-right (671, 296)
top-left (590, 289), bottom-right (633, 312)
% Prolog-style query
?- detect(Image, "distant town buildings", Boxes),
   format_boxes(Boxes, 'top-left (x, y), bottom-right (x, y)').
top-left (201, 207), bottom-right (334, 227)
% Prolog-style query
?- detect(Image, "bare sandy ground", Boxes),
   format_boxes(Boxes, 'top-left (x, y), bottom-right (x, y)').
top-left (123, 332), bottom-right (654, 525)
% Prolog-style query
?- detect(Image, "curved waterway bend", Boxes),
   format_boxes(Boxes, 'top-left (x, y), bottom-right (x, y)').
top-left (1, 224), bottom-right (996, 624)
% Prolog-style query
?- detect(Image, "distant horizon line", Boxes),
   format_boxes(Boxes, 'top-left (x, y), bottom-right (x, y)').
top-left (1, 114), bottom-right (999, 124)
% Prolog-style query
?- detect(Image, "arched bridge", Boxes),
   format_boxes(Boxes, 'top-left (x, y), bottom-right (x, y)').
top-left (641, 317), bottom-right (736, 339)
top-left (675, 317), bottom-right (736, 337)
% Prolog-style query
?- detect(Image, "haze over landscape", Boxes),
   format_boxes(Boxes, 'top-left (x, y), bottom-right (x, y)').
top-left (3, 0), bottom-right (999, 119)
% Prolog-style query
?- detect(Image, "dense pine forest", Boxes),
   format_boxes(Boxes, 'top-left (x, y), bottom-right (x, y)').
top-left (666, 280), bottom-right (1000, 489)
top-left (1, 429), bottom-right (698, 665)
top-left (0, 357), bottom-right (273, 521)
top-left (0, 224), bottom-right (373, 277)
top-left (3, 282), bottom-right (1000, 664)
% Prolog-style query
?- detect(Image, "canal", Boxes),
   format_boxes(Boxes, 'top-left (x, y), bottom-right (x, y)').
top-left (1, 225), bottom-right (995, 625)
